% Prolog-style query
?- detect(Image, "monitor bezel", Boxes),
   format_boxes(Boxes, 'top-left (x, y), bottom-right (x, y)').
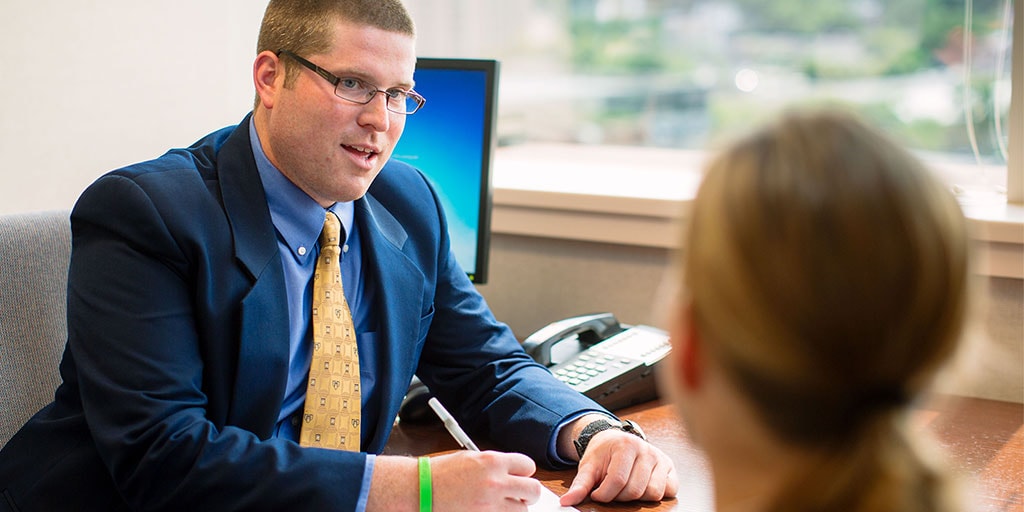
top-left (411, 57), bottom-right (499, 284)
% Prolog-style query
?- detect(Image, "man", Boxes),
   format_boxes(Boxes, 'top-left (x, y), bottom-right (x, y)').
top-left (0, 1), bottom-right (677, 510)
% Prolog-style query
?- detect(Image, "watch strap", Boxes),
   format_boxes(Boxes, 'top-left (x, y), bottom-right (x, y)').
top-left (573, 418), bottom-right (647, 459)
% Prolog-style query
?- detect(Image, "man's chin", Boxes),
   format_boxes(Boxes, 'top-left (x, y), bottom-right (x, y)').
top-left (331, 178), bottom-right (377, 204)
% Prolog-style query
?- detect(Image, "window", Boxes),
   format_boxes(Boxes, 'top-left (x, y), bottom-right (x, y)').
top-left (409, 0), bottom-right (1016, 196)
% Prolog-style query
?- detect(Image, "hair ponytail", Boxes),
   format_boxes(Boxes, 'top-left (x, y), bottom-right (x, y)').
top-left (766, 411), bottom-right (957, 512)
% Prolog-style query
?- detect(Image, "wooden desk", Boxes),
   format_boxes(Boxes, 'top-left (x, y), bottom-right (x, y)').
top-left (383, 396), bottom-right (1023, 511)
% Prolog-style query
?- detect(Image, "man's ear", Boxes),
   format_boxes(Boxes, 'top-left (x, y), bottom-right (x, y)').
top-left (253, 50), bottom-right (282, 109)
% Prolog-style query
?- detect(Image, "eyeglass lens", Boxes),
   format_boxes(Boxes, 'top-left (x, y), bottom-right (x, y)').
top-left (334, 82), bottom-right (420, 114)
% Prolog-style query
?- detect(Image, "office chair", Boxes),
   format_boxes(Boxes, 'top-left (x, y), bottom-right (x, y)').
top-left (0, 210), bottom-right (70, 449)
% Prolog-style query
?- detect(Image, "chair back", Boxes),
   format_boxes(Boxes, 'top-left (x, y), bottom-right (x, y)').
top-left (0, 210), bottom-right (70, 449)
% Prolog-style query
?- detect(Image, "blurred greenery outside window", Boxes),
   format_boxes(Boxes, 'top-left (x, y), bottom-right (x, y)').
top-left (416, 0), bottom-right (1016, 196)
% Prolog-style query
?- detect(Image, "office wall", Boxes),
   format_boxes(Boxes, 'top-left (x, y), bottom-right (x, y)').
top-left (477, 234), bottom-right (1024, 404)
top-left (0, 1), bottom-right (264, 215)
top-left (0, 1), bottom-right (488, 215)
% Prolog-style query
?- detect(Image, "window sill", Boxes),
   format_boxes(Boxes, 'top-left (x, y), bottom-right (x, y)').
top-left (491, 143), bottom-right (1024, 279)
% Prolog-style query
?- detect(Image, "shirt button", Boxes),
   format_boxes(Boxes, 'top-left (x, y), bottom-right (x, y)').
top-left (298, 246), bottom-right (307, 256)
top-left (343, 244), bottom-right (349, 253)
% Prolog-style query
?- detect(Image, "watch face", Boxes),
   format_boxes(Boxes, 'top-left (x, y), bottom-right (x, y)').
top-left (623, 420), bottom-right (647, 440)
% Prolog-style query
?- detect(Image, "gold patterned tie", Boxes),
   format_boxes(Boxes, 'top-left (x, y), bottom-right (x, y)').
top-left (299, 212), bottom-right (361, 451)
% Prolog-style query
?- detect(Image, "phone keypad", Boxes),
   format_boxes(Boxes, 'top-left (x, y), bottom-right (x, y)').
top-left (550, 327), bottom-right (668, 391)
top-left (554, 353), bottom-right (627, 388)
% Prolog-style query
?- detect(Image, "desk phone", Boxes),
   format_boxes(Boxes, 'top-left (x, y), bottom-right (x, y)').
top-left (399, 313), bottom-right (670, 423)
top-left (522, 313), bottom-right (671, 412)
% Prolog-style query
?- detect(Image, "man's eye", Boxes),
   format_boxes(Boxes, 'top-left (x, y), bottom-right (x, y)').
top-left (384, 89), bottom-right (406, 100)
top-left (338, 78), bottom-right (362, 90)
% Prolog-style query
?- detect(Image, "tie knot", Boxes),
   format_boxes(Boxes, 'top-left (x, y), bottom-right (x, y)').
top-left (321, 212), bottom-right (342, 249)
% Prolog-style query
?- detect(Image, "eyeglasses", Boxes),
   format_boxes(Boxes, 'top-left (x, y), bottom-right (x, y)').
top-left (276, 49), bottom-right (426, 115)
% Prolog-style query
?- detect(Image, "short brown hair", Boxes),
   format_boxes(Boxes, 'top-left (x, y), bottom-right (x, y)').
top-left (256, 0), bottom-right (414, 88)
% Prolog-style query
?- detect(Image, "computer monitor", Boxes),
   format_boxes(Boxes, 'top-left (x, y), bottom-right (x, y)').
top-left (391, 58), bottom-right (499, 284)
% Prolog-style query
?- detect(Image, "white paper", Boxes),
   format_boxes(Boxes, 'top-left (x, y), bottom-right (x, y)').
top-left (529, 486), bottom-right (579, 511)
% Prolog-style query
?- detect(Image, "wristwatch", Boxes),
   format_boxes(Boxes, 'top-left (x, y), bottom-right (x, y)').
top-left (573, 418), bottom-right (647, 459)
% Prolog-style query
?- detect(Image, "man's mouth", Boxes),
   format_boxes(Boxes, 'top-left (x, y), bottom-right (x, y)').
top-left (342, 144), bottom-right (379, 160)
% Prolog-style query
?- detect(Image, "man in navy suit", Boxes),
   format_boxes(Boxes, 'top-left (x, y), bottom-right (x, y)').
top-left (0, 1), bottom-right (677, 510)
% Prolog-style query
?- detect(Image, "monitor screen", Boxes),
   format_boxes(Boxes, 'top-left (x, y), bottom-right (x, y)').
top-left (392, 58), bottom-right (499, 284)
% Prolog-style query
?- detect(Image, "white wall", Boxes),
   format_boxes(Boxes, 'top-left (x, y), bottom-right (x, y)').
top-left (0, 1), bottom-right (265, 214)
top-left (0, 1), bottom-right (487, 216)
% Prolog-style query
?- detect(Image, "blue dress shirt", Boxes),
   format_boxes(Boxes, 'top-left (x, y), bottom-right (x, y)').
top-left (249, 120), bottom-right (376, 510)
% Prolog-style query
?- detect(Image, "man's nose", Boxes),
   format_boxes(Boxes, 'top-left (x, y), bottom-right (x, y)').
top-left (358, 92), bottom-right (391, 131)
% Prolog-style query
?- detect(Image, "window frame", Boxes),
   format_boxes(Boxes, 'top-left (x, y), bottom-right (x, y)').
top-left (413, 2), bottom-right (1023, 278)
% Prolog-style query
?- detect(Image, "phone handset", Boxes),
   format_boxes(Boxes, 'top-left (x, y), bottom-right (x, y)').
top-left (522, 312), bottom-right (670, 412)
top-left (521, 312), bottom-right (625, 366)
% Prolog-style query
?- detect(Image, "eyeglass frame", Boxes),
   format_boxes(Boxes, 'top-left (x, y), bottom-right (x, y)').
top-left (275, 49), bottom-right (426, 115)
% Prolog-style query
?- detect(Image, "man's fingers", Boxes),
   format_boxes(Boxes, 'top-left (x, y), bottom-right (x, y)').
top-left (640, 457), bottom-right (678, 501)
top-left (611, 444), bottom-right (660, 501)
top-left (588, 444), bottom-right (635, 502)
top-left (509, 476), bottom-right (544, 505)
top-left (476, 451), bottom-right (541, 504)
top-left (559, 483), bottom-right (589, 506)
top-left (664, 464), bottom-right (679, 498)
top-left (498, 451), bottom-right (537, 478)
top-left (560, 463), bottom-right (600, 506)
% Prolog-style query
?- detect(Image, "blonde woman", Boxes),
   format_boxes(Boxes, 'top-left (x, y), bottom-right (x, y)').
top-left (662, 109), bottom-right (969, 511)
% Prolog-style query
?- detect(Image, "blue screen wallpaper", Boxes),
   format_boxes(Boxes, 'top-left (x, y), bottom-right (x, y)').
top-left (391, 68), bottom-right (487, 278)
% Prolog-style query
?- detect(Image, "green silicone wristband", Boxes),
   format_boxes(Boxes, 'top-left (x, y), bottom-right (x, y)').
top-left (418, 456), bottom-right (432, 512)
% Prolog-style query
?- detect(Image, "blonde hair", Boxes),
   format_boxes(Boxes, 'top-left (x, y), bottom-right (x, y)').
top-left (253, 0), bottom-right (415, 107)
top-left (683, 109), bottom-right (968, 511)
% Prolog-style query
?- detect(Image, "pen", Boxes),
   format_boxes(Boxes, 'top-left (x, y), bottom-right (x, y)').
top-left (427, 397), bottom-right (480, 451)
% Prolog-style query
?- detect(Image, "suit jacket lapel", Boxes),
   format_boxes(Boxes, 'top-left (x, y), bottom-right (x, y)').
top-left (356, 193), bottom-right (426, 452)
top-left (217, 115), bottom-right (291, 437)
top-left (219, 116), bottom-right (280, 282)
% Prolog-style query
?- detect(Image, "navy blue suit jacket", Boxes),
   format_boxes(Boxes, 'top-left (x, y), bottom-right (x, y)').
top-left (0, 116), bottom-right (606, 511)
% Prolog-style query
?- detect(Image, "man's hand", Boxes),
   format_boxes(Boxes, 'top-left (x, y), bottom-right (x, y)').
top-left (558, 416), bottom-right (678, 506)
top-left (431, 450), bottom-right (544, 511)
top-left (369, 451), bottom-right (543, 511)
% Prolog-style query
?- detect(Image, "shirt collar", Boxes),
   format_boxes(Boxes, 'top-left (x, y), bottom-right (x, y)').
top-left (249, 118), bottom-right (354, 260)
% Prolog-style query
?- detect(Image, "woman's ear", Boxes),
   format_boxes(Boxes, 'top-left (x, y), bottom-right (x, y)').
top-left (667, 299), bottom-right (703, 393)
top-left (253, 50), bottom-right (282, 110)
top-left (678, 303), bottom-right (703, 391)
